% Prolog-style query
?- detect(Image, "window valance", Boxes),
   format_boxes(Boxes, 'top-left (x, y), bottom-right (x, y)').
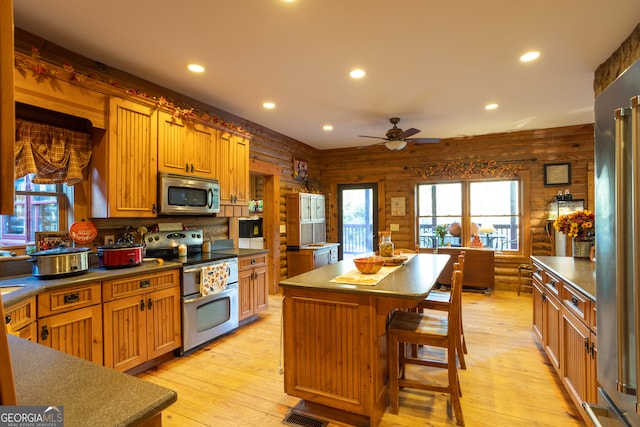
top-left (14, 119), bottom-right (92, 185)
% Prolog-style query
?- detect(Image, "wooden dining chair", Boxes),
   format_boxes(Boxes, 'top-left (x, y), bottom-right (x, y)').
top-left (415, 252), bottom-right (467, 369)
top-left (387, 268), bottom-right (465, 426)
top-left (0, 293), bottom-right (18, 405)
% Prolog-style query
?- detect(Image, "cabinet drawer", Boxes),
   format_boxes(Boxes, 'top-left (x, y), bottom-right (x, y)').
top-left (239, 254), bottom-right (267, 270)
top-left (561, 284), bottom-right (591, 325)
top-left (5, 296), bottom-right (36, 332)
top-left (543, 270), bottom-right (562, 299)
top-left (103, 269), bottom-right (180, 302)
top-left (38, 283), bottom-right (102, 317)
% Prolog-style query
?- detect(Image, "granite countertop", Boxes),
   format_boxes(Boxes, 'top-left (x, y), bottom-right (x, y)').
top-left (280, 253), bottom-right (450, 299)
top-left (0, 260), bottom-right (183, 307)
top-left (211, 248), bottom-right (269, 257)
top-left (531, 256), bottom-right (596, 301)
top-left (8, 334), bottom-right (176, 427)
top-left (296, 242), bottom-right (340, 250)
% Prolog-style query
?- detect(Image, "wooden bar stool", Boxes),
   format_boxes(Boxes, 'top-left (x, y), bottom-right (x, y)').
top-left (518, 263), bottom-right (533, 295)
top-left (387, 268), bottom-right (465, 426)
top-left (415, 253), bottom-right (467, 369)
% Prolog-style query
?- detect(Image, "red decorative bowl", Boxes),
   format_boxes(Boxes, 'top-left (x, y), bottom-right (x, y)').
top-left (353, 257), bottom-right (385, 274)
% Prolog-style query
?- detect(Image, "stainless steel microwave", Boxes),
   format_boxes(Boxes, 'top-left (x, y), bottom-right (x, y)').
top-left (158, 173), bottom-right (220, 215)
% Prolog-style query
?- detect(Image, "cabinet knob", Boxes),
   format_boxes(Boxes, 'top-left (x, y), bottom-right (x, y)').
top-left (64, 292), bottom-right (80, 304)
top-left (140, 299), bottom-right (146, 311)
top-left (185, 163), bottom-right (190, 172)
top-left (5, 314), bottom-right (11, 325)
top-left (147, 298), bottom-right (153, 310)
top-left (41, 325), bottom-right (49, 341)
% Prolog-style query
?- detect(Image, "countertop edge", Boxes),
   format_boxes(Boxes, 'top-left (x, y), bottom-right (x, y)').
top-left (531, 255), bottom-right (596, 301)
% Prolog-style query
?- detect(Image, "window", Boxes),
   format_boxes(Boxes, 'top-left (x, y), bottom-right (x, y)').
top-left (417, 179), bottom-right (521, 251)
top-left (0, 174), bottom-right (67, 246)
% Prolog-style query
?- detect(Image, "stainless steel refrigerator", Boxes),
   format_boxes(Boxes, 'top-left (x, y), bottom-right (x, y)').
top-left (586, 57), bottom-right (640, 426)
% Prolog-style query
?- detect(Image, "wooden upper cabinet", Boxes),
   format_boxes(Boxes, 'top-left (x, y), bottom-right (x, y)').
top-left (216, 131), bottom-right (250, 214)
top-left (91, 97), bottom-right (158, 218)
top-left (158, 111), bottom-right (215, 178)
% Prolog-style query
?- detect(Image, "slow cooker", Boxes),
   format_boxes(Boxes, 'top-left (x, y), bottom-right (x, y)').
top-left (97, 242), bottom-right (144, 268)
top-left (28, 247), bottom-right (91, 279)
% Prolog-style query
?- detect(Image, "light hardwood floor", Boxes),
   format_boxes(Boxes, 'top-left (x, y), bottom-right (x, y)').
top-left (138, 291), bottom-right (585, 427)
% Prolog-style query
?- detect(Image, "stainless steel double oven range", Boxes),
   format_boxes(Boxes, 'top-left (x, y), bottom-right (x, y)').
top-left (144, 230), bottom-right (239, 354)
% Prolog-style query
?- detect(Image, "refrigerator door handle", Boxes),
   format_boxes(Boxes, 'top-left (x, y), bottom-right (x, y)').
top-left (632, 96), bottom-right (640, 412)
top-left (615, 107), bottom-right (635, 396)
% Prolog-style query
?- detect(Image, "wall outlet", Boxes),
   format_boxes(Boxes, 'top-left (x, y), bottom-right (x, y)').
top-left (279, 224), bottom-right (286, 234)
top-left (104, 235), bottom-right (115, 245)
top-left (390, 224), bottom-right (400, 231)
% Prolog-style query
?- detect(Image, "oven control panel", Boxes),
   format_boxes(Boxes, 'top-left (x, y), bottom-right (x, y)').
top-left (144, 230), bottom-right (203, 251)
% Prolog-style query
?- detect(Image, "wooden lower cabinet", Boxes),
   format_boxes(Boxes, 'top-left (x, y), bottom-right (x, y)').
top-left (238, 254), bottom-right (268, 321)
top-left (37, 283), bottom-right (103, 364)
top-left (4, 296), bottom-right (37, 341)
top-left (287, 244), bottom-right (339, 278)
top-left (103, 270), bottom-right (181, 372)
top-left (532, 259), bottom-right (597, 424)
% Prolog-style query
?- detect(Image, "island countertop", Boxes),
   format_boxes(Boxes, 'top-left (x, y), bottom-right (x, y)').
top-left (280, 253), bottom-right (451, 299)
top-left (8, 334), bottom-right (176, 427)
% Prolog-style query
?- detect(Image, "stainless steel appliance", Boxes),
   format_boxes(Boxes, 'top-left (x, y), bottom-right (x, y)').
top-left (28, 247), bottom-right (90, 278)
top-left (585, 57), bottom-right (640, 425)
top-left (157, 172), bottom-right (220, 215)
top-left (144, 230), bottom-right (239, 355)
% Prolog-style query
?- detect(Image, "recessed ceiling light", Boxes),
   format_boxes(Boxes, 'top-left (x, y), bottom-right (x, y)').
top-left (323, 125), bottom-right (333, 131)
top-left (520, 51), bottom-right (540, 62)
top-left (187, 63), bottom-right (205, 73)
top-left (484, 103), bottom-right (499, 110)
top-left (350, 69), bottom-right (366, 79)
top-left (263, 102), bottom-right (276, 109)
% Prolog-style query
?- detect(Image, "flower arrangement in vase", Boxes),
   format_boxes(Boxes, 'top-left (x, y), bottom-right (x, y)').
top-left (553, 210), bottom-right (595, 258)
top-left (553, 210), bottom-right (594, 237)
top-left (435, 224), bottom-right (448, 247)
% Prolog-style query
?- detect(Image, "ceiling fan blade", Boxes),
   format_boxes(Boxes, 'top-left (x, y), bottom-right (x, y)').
top-left (358, 135), bottom-right (389, 140)
top-left (357, 141), bottom-right (386, 149)
top-left (400, 127), bottom-right (420, 138)
top-left (407, 137), bottom-right (441, 144)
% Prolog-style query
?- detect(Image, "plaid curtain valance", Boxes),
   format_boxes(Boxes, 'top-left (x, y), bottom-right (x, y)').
top-left (15, 119), bottom-right (92, 185)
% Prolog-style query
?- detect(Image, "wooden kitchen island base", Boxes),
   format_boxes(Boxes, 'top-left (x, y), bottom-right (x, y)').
top-left (281, 254), bottom-right (450, 426)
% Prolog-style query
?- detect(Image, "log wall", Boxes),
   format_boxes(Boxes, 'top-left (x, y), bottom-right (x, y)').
top-left (317, 124), bottom-right (595, 291)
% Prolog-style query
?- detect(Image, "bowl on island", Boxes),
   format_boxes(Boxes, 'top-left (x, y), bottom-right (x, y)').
top-left (353, 257), bottom-right (385, 274)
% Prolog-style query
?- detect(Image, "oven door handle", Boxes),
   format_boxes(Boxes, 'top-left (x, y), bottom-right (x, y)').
top-left (183, 287), bottom-right (236, 305)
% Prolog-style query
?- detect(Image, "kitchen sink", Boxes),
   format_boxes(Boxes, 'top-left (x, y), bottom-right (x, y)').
top-left (0, 285), bottom-right (25, 295)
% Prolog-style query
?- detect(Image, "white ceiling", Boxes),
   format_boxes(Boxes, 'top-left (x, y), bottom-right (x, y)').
top-left (12, 1), bottom-right (640, 150)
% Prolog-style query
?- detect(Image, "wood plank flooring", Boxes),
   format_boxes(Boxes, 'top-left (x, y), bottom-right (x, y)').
top-left (137, 291), bottom-right (585, 427)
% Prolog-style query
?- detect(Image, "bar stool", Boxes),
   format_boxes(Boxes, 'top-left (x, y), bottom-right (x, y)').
top-left (518, 263), bottom-right (533, 295)
top-left (415, 253), bottom-right (467, 369)
top-left (387, 268), bottom-right (465, 426)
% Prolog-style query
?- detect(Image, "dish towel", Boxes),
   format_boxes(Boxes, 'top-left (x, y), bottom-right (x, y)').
top-left (201, 262), bottom-right (229, 296)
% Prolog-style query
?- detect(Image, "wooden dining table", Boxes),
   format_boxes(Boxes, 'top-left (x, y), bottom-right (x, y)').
top-left (280, 253), bottom-right (450, 427)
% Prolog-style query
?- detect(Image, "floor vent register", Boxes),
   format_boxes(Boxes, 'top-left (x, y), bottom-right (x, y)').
top-left (282, 411), bottom-right (328, 427)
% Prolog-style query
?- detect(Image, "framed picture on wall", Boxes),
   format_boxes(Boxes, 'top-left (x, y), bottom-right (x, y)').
top-left (391, 197), bottom-right (406, 216)
top-left (35, 232), bottom-right (71, 251)
top-left (544, 163), bottom-right (571, 186)
top-left (293, 157), bottom-right (308, 181)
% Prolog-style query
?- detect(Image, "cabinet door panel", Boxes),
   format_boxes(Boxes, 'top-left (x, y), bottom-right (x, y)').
top-left (146, 286), bottom-right (181, 359)
top-left (561, 307), bottom-right (591, 415)
top-left (545, 293), bottom-right (561, 373)
top-left (107, 98), bottom-right (158, 217)
top-left (238, 269), bottom-right (255, 320)
top-left (190, 125), bottom-right (215, 177)
top-left (254, 265), bottom-right (268, 313)
top-left (103, 295), bottom-right (147, 371)
top-left (38, 305), bottom-right (103, 365)
top-left (158, 112), bottom-right (187, 174)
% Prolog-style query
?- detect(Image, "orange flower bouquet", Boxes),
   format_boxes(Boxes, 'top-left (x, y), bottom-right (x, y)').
top-left (553, 210), bottom-right (595, 238)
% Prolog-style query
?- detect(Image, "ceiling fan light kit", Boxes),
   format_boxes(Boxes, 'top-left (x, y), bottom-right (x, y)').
top-left (384, 140), bottom-right (407, 151)
top-left (358, 117), bottom-right (440, 151)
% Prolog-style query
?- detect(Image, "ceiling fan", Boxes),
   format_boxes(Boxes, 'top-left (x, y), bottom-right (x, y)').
top-left (358, 117), bottom-right (440, 151)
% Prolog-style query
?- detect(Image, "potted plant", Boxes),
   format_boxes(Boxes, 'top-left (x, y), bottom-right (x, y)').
top-left (435, 224), bottom-right (448, 247)
top-left (553, 210), bottom-right (595, 258)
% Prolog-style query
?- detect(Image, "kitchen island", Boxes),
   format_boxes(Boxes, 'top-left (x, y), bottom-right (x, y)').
top-left (280, 253), bottom-right (450, 427)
